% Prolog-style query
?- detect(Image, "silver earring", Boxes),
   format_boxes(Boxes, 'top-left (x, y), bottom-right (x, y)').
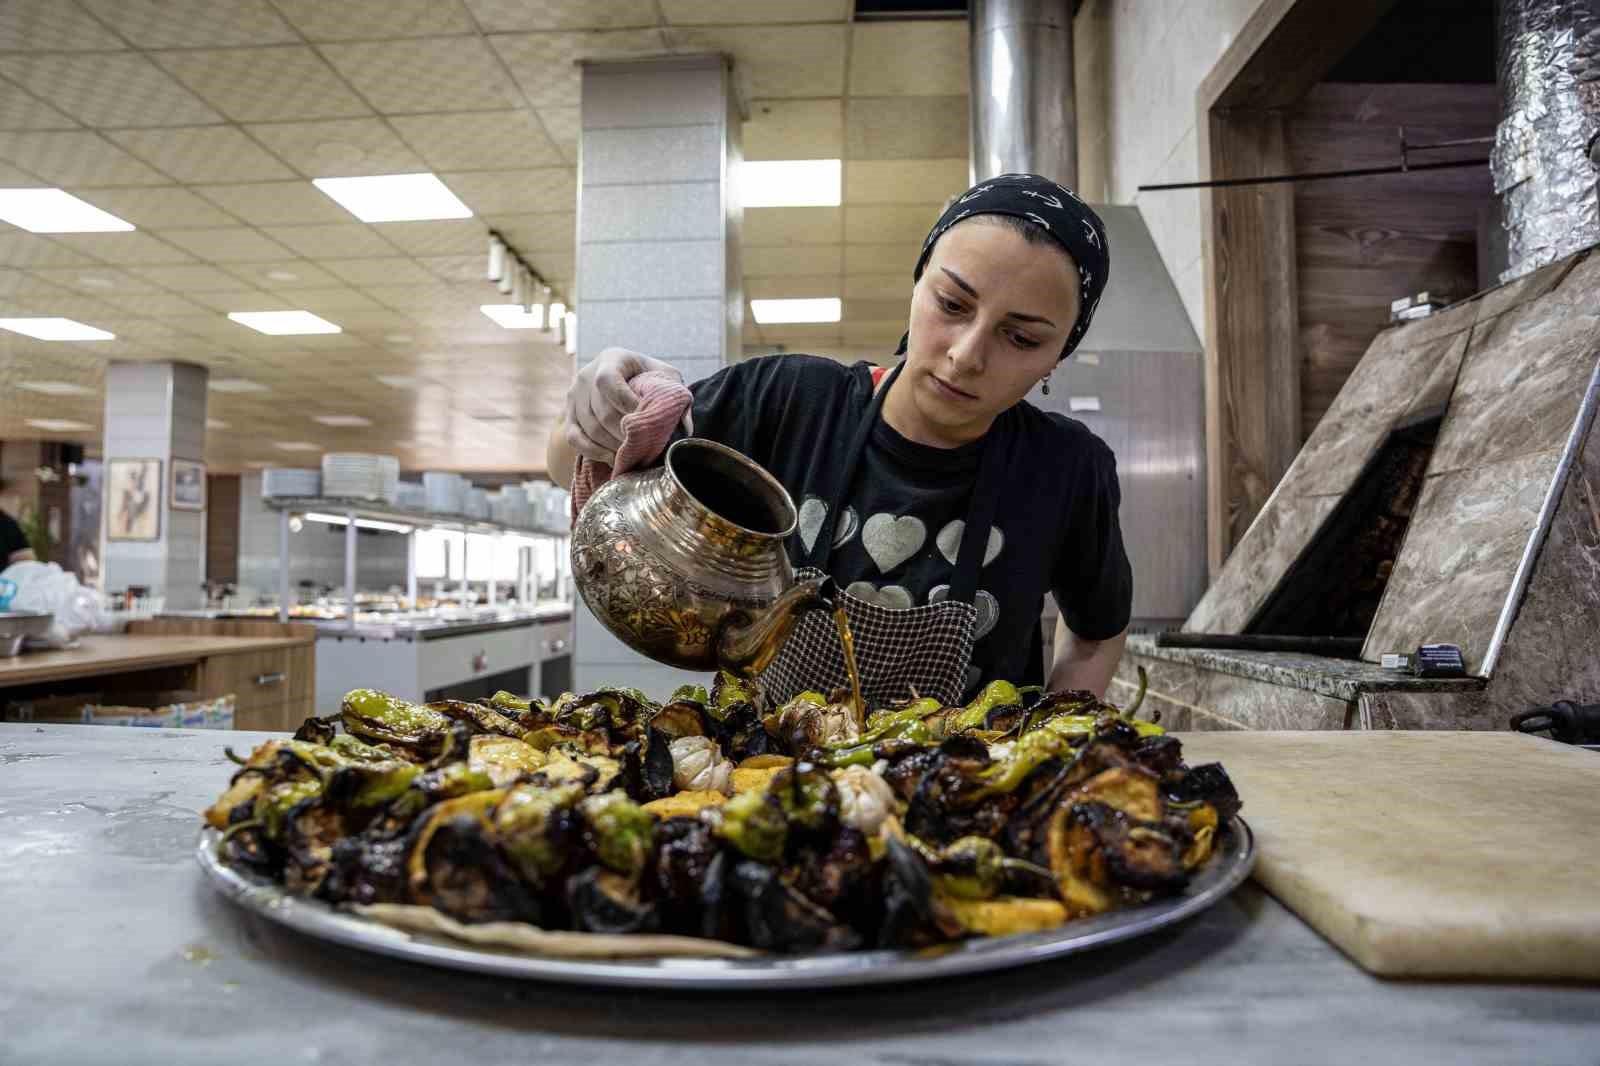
top-left (1041, 374), bottom-right (1051, 396)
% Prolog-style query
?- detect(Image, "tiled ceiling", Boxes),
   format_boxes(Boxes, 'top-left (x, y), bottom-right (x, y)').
top-left (0, 0), bottom-right (970, 474)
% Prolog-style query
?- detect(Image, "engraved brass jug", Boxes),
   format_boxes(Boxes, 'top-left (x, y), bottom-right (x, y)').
top-left (570, 438), bottom-right (835, 677)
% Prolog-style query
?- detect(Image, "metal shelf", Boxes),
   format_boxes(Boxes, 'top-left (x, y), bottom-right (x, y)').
top-left (259, 494), bottom-right (569, 538)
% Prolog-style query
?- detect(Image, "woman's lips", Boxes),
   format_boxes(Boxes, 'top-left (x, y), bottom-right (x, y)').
top-left (930, 374), bottom-right (978, 401)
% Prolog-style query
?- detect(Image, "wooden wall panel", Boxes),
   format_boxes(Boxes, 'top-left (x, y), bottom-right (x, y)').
top-left (1288, 82), bottom-right (1496, 439)
top-left (205, 474), bottom-right (240, 586)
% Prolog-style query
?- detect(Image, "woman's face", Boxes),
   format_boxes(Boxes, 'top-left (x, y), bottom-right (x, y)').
top-left (891, 218), bottom-right (1081, 447)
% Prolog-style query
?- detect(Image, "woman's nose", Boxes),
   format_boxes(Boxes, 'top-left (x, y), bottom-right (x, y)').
top-left (947, 324), bottom-right (986, 374)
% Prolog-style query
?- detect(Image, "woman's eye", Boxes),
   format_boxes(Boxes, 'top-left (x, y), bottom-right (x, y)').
top-left (938, 296), bottom-right (965, 315)
top-left (1009, 332), bottom-right (1041, 349)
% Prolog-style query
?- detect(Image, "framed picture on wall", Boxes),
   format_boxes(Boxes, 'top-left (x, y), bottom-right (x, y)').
top-left (106, 458), bottom-right (162, 541)
top-left (171, 458), bottom-right (206, 511)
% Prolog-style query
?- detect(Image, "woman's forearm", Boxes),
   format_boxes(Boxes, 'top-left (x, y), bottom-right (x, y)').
top-left (546, 413), bottom-right (576, 491)
top-left (1047, 618), bottom-right (1127, 698)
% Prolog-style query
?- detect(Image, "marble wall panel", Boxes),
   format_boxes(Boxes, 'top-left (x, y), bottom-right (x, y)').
top-left (1185, 494), bottom-right (1339, 633)
top-left (1363, 448), bottom-right (1561, 674)
top-left (1470, 253), bottom-right (1580, 326)
top-left (1427, 280), bottom-right (1600, 477)
top-left (1114, 652), bottom-right (1352, 732)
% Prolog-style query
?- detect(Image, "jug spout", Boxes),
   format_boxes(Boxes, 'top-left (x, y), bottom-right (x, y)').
top-left (716, 575), bottom-right (838, 679)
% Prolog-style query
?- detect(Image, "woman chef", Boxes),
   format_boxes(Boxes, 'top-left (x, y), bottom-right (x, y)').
top-left (549, 174), bottom-right (1131, 710)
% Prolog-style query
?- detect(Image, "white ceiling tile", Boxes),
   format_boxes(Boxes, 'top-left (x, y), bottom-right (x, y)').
top-left (747, 275), bottom-right (841, 300)
top-left (0, 0), bottom-right (126, 51)
top-left (225, 260), bottom-right (343, 289)
top-left (49, 231), bottom-right (197, 265)
top-left (844, 243), bottom-right (922, 274)
top-left (487, 29), bottom-right (669, 110)
top-left (665, 24), bottom-right (846, 100)
top-left (159, 227), bottom-right (296, 263)
top-left (662, 0), bottom-right (849, 22)
top-left (92, 288), bottom-right (214, 317)
top-left (0, 53), bottom-right (221, 128)
top-left (0, 131), bottom-right (169, 185)
top-left (463, 0), bottom-right (659, 31)
top-left (744, 244), bottom-right (843, 277)
top-left (263, 224), bottom-right (401, 259)
top-left (321, 38), bottom-right (524, 114)
top-left (128, 263), bottom-right (255, 292)
top-left (744, 206), bottom-right (843, 246)
top-left (0, 160), bottom-right (46, 185)
top-left (849, 21), bottom-right (969, 96)
top-left (106, 127), bottom-right (297, 183)
top-left (245, 118), bottom-right (426, 177)
top-left (77, 0), bottom-right (298, 48)
top-left (844, 272), bottom-right (912, 300)
top-left (29, 267), bottom-right (158, 293)
top-left (846, 95), bottom-right (968, 160)
top-left (322, 257), bottom-right (437, 286)
top-left (744, 99), bottom-right (844, 161)
top-left (191, 181), bottom-right (352, 226)
top-left (277, 286), bottom-right (384, 312)
top-left (373, 218), bottom-right (488, 256)
top-left (843, 202), bottom-right (943, 243)
top-left (272, 0), bottom-right (477, 41)
top-left (0, 85), bottom-right (79, 132)
top-left (844, 298), bottom-right (911, 322)
top-left (362, 283), bottom-right (475, 312)
top-left (180, 291), bottom-right (284, 315)
top-left (838, 320), bottom-right (907, 345)
top-left (316, 308), bottom-right (424, 334)
top-left (415, 255), bottom-right (488, 283)
top-left (440, 168), bottom-right (575, 215)
top-left (534, 107), bottom-right (579, 164)
top-left (72, 186), bottom-right (241, 229)
top-left (152, 47), bottom-right (372, 123)
top-left (389, 110), bottom-right (561, 170)
top-left (844, 158), bottom-right (967, 204)
top-left (481, 211), bottom-right (573, 252)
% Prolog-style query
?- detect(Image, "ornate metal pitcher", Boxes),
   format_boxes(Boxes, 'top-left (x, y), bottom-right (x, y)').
top-left (570, 438), bottom-right (835, 677)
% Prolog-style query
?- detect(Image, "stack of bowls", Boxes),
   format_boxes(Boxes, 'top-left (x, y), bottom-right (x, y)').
top-left (423, 472), bottom-right (465, 514)
top-left (463, 487), bottom-right (489, 520)
top-left (395, 482), bottom-right (427, 511)
top-left (321, 454), bottom-right (400, 502)
top-left (261, 467), bottom-right (321, 498)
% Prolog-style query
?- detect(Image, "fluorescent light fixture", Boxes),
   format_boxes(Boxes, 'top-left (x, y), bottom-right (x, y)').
top-left (209, 378), bottom-right (270, 393)
top-left (304, 511), bottom-right (413, 534)
top-left (207, 418), bottom-right (230, 429)
top-left (25, 418), bottom-right (92, 432)
top-left (314, 414), bottom-right (372, 427)
top-left (1068, 395), bottom-right (1102, 413)
top-left (312, 173), bottom-right (472, 223)
top-left (741, 160), bottom-right (841, 208)
top-left (0, 188), bottom-right (134, 233)
top-left (376, 374), bottom-right (419, 388)
top-left (750, 298), bottom-right (841, 324)
top-left (228, 310), bottom-right (341, 335)
top-left (18, 380), bottom-right (94, 396)
top-left (480, 303), bottom-right (544, 330)
top-left (0, 317), bottom-right (115, 341)
top-left (274, 441), bottom-right (320, 452)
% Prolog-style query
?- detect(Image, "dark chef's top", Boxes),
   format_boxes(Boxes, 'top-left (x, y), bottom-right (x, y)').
top-left (682, 354), bottom-right (1132, 687)
top-left (0, 509), bottom-right (28, 562)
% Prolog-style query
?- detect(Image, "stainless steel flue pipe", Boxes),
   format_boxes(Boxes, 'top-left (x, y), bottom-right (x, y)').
top-left (970, 0), bottom-right (1077, 187)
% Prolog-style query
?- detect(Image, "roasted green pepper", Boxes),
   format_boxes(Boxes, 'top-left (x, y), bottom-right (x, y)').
top-left (259, 779), bottom-right (321, 842)
top-left (579, 791), bottom-right (656, 876)
top-left (340, 689), bottom-right (452, 753)
top-left (770, 763), bottom-right (840, 837)
top-left (669, 684), bottom-right (710, 706)
top-left (954, 680), bottom-right (1022, 731)
top-left (709, 789), bottom-right (787, 863)
top-left (495, 782), bottom-right (584, 883)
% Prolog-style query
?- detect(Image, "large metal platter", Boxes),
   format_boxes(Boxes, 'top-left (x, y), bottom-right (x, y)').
top-left (196, 817), bottom-right (1254, 990)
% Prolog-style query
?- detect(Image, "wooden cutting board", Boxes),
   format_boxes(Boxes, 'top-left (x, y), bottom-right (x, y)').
top-left (1178, 730), bottom-right (1600, 980)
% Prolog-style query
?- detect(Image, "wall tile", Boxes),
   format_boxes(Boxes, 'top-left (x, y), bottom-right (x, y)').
top-left (582, 125), bottom-right (721, 185)
top-left (580, 297), bottom-right (724, 361)
top-left (580, 181), bottom-right (721, 242)
top-left (581, 63), bottom-right (725, 129)
top-left (578, 240), bottom-right (723, 300)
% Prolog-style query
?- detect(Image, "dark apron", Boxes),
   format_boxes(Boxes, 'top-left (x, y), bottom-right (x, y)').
top-left (756, 361), bottom-right (1012, 708)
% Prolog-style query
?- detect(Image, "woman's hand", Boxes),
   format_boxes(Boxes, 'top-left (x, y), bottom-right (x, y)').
top-left (563, 347), bottom-right (683, 465)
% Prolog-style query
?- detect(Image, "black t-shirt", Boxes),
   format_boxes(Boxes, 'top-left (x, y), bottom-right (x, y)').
top-left (0, 510), bottom-right (29, 563)
top-left (683, 354), bottom-right (1132, 689)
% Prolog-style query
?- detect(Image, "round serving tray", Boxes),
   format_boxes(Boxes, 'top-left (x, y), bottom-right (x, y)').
top-left (196, 817), bottom-right (1254, 990)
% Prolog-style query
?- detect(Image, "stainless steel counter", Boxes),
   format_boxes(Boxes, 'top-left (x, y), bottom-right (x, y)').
top-left (3, 723), bottom-right (1596, 1066)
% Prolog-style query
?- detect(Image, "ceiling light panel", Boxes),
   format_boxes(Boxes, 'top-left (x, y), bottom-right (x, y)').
top-left (228, 310), bottom-right (342, 335)
top-left (208, 378), bottom-right (270, 393)
top-left (0, 188), bottom-right (136, 232)
top-left (18, 380), bottom-right (95, 396)
top-left (480, 303), bottom-right (545, 330)
top-left (741, 160), bottom-right (842, 207)
top-left (26, 419), bottom-right (94, 432)
top-left (750, 298), bottom-right (842, 324)
top-left (313, 414), bottom-right (372, 427)
top-left (312, 173), bottom-right (473, 223)
top-left (274, 441), bottom-right (321, 451)
top-left (0, 317), bottom-right (116, 340)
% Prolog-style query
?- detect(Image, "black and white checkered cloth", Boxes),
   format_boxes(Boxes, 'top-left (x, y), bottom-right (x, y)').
top-left (757, 567), bottom-right (978, 709)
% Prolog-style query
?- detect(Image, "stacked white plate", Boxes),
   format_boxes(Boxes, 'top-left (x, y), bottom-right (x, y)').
top-left (490, 485), bottom-right (528, 526)
top-left (423, 472), bottom-right (465, 514)
top-left (261, 468), bottom-right (320, 498)
top-left (463, 487), bottom-right (489, 520)
top-left (395, 482), bottom-right (427, 510)
top-left (321, 454), bottom-right (400, 502)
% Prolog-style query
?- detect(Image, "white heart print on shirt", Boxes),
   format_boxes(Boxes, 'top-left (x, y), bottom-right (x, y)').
top-left (845, 581), bottom-right (914, 610)
top-left (935, 520), bottom-right (1004, 567)
top-left (861, 514), bottom-right (926, 573)
top-left (797, 499), bottom-right (860, 555)
top-left (928, 584), bottom-right (1000, 639)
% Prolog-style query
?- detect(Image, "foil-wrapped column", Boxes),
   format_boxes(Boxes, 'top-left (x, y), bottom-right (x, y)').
top-left (1492, 0), bottom-right (1600, 281)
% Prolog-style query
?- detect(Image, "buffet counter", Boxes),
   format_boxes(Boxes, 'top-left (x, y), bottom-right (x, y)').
top-left (3, 723), bottom-right (1594, 1066)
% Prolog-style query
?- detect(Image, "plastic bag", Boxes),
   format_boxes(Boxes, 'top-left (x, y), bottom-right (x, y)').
top-left (0, 561), bottom-right (110, 647)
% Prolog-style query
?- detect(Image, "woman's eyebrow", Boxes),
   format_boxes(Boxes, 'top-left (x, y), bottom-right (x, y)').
top-left (940, 267), bottom-right (1058, 328)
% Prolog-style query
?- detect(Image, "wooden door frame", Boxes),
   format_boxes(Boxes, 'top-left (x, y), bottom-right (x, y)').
top-left (1198, 0), bottom-right (1398, 576)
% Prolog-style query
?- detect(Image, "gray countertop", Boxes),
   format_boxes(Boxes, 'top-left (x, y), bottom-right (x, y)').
top-left (3, 723), bottom-right (1596, 1066)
